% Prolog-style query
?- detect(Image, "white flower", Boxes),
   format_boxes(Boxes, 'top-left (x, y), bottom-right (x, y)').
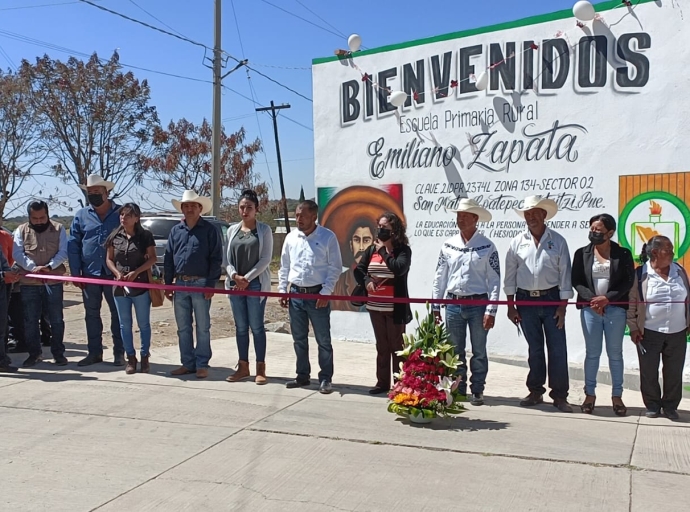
top-left (437, 376), bottom-right (455, 406)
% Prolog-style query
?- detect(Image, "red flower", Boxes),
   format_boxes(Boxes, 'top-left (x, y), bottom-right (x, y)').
top-left (361, 73), bottom-right (370, 82)
top-left (530, 43), bottom-right (539, 50)
top-left (450, 80), bottom-right (458, 88)
top-left (413, 91), bottom-right (419, 102)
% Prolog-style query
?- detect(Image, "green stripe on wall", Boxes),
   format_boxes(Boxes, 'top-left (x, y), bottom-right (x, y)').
top-left (312, 0), bottom-right (658, 65)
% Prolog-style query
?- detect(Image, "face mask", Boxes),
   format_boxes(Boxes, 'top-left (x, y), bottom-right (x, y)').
top-left (88, 194), bottom-right (105, 207)
top-left (377, 228), bottom-right (392, 242)
top-left (30, 222), bottom-right (50, 233)
top-left (588, 231), bottom-right (606, 246)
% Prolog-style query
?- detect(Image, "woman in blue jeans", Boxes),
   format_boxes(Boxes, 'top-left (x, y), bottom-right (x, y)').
top-left (572, 213), bottom-right (635, 415)
top-left (225, 189), bottom-right (273, 384)
top-left (105, 203), bottom-right (157, 374)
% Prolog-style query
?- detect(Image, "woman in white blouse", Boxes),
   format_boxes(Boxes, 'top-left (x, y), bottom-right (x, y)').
top-left (627, 235), bottom-right (689, 420)
top-left (572, 214), bottom-right (635, 416)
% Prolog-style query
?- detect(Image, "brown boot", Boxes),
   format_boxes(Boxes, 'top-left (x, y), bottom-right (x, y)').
top-left (226, 360), bottom-right (250, 382)
top-left (255, 362), bottom-right (267, 385)
top-left (125, 355), bottom-right (137, 375)
top-left (140, 355), bottom-right (150, 373)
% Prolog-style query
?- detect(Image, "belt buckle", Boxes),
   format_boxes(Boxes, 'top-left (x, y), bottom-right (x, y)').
top-left (529, 291), bottom-right (540, 297)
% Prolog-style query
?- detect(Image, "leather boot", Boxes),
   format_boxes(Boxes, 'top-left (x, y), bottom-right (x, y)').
top-left (255, 362), bottom-right (267, 385)
top-left (125, 355), bottom-right (138, 375)
top-left (140, 355), bottom-right (150, 374)
top-left (226, 360), bottom-right (250, 382)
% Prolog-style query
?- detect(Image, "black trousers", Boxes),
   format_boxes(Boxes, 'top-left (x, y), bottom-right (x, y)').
top-left (5, 286), bottom-right (52, 349)
top-left (638, 329), bottom-right (687, 411)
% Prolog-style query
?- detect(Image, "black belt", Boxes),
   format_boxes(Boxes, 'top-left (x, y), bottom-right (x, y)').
top-left (447, 292), bottom-right (488, 300)
top-left (517, 286), bottom-right (559, 297)
top-left (176, 275), bottom-right (204, 281)
top-left (291, 284), bottom-right (323, 294)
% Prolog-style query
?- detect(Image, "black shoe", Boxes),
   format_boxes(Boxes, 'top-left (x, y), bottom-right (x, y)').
top-left (319, 381), bottom-right (333, 394)
top-left (470, 393), bottom-right (485, 406)
top-left (8, 342), bottom-right (28, 354)
top-left (520, 392), bottom-right (544, 407)
top-left (645, 408), bottom-right (660, 418)
top-left (664, 408), bottom-right (680, 420)
top-left (22, 354), bottom-right (43, 368)
top-left (113, 354), bottom-right (126, 366)
top-left (77, 354), bottom-right (103, 367)
top-left (54, 355), bottom-right (68, 366)
top-left (553, 399), bottom-right (573, 413)
top-left (0, 360), bottom-right (18, 373)
top-left (369, 387), bottom-right (388, 395)
top-left (285, 378), bottom-right (310, 389)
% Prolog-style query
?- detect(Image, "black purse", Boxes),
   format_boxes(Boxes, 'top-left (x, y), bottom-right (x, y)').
top-left (350, 283), bottom-right (367, 307)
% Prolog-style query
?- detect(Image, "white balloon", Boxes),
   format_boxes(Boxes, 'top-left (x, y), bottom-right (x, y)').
top-left (474, 72), bottom-right (488, 91)
top-left (348, 34), bottom-right (362, 53)
top-left (388, 90), bottom-right (407, 107)
top-left (573, 1), bottom-right (595, 22)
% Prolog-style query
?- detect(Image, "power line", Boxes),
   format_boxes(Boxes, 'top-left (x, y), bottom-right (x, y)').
top-left (229, 0), bottom-right (247, 58)
top-left (0, 43), bottom-right (17, 71)
top-left (245, 64), bottom-right (312, 102)
top-left (126, 0), bottom-right (188, 39)
top-left (78, 0), bottom-right (209, 49)
top-left (247, 74), bottom-right (276, 195)
top-left (293, 0), bottom-right (347, 39)
top-left (260, 0), bottom-right (344, 39)
top-left (0, 1), bottom-right (80, 10)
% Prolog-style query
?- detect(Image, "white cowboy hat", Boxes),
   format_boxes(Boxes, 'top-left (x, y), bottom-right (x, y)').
top-left (78, 174), bottom-right (115, 191)
top-left (515, 195), bottom-right (559, 220)
top-left (452, 197), bottom-right (492, 223)
top-left (171, 190), bottom-right (213, 215)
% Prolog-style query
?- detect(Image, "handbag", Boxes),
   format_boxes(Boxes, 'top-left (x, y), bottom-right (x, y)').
top-left (147, 268), bottom-right (165, 307)
top-left (350, 283), bottom-right (367, 307)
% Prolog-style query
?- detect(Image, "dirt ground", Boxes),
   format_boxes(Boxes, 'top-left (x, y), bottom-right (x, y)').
top-left (61, 279), bottom-right (289, 350)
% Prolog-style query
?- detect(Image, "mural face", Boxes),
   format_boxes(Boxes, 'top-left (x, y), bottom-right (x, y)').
top-left (318, 185), bottom-right (405, 312)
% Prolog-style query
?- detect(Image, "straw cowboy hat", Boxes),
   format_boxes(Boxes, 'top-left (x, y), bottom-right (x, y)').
top-left (171, 190), bottom-right (213, 215)
top-left (452, 197), bottom-right (492, 223)
top-left (515, 195), bottom-right (559, 220)
top-left (78, 174), bottom-right (115, 191)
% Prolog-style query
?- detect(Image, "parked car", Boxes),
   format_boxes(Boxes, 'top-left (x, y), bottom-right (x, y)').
top-left (140, 214), bottom-right (233, 278)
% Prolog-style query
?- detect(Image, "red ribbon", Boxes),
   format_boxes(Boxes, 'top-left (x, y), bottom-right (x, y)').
top-left (25, 273), bottom-right (685, 308)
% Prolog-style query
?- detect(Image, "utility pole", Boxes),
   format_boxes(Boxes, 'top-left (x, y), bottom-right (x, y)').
top-left (256, 101), bottom-right (291, 234)
top-left (208, 0), bottom-right (247, 218)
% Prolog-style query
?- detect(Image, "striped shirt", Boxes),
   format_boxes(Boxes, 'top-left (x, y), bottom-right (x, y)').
top-left (366, 252), bottom-right (395, 312)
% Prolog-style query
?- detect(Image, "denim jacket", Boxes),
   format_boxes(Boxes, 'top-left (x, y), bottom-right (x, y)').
top-left (67, 202), bottom-right (121, 277)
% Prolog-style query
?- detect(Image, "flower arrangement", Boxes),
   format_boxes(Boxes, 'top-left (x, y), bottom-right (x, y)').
top-left (388, 305), bottom-right (466, 422)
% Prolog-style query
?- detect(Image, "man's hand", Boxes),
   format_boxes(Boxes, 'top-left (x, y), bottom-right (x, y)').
top-left (316, 298), bottom-right (329, 308)
top-left (483, 314), bottom-right (495, 330)
top-left (204, 292), bottom-right (214, 300)
top-left (4, 272), bottom-right (19, 284)
top-left (280, 296), bottom-right (289, 308)
top-left (366, 281), bottom-right (377, 293)
top-left (554, 305), bottom-right (567, 329)
top-left (630, 330), bottom-right (643, 344)
top-left (507, 306), bottom-right (521, 325)
top-left (33, 265), bottom-right (50, 274)
top-left (165, 291), bottom-right (174, 301)
top-left (433, 310), bottom-right (442, 325)
top-left (74, 281), bottom-right (85, 290)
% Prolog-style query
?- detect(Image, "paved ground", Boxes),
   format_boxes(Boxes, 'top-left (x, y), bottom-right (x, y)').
top-left (1, 332), bottom-right (689, 511)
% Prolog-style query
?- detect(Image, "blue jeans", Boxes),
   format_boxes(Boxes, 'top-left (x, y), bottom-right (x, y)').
top-left (82, 278), bottom-right (124, 356)
top-left (289, 291), bottom-right (333, 382)
top-left (114, 293), bottom-right (152, 357)
top-left (446, 301), bottom-right (489, 395)
top-left (229, 278), bottom-right (267, 362)
top-left (516, 289), bottom-right (569, 400)
top-left (0, 283), bottom-right (9, 364)
top-left (580, 306), bottom-right (626, 397)
top-left (21, 284), bottom-right (65, 359)
top-left (173, 279), bottom-right (212, 370)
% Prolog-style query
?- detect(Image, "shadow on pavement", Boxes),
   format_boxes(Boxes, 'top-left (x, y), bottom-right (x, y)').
top-left (394, 416), bottom-right (510, 432)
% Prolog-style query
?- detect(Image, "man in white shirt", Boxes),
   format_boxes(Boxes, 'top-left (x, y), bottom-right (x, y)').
top-left (432, 198), bottom-right (500, 406)
top-left (504, 195), bottom-right (574, 412)
top-left (279, 200), bottom-right (343, 394)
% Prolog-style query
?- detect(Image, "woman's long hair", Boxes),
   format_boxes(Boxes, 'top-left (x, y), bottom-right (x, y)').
top-left (106, 203), bottom-right (144, 246)
top-left (380, 211), bottom-right (409, 247)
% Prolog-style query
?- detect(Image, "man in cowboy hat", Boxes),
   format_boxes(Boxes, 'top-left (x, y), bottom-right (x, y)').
top-left (68, 174), bottom-right (125, 366)
top-left (504, 195), bottom-right (573, 412)
top-left (432, 198), bottom-right (500, 406)
top-left (164, 190), bottom-right (223, 379)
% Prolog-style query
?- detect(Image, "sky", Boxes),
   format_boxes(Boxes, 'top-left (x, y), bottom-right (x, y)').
top-left (0, 0), bottom-right (586, 215)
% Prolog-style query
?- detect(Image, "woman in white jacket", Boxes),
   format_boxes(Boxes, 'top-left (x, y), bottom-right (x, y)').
top-left (225, 189), bottom-right (273, 384)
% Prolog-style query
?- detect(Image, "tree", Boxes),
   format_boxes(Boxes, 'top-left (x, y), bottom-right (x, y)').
top-left (140, 118), bottom-right (266, 209)
top-left (20, 51), bottom-right (159, 202)
top-left (299, 186), bottom-right (305, 202)
top-left (0, 70), bottom-right (47, 218)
